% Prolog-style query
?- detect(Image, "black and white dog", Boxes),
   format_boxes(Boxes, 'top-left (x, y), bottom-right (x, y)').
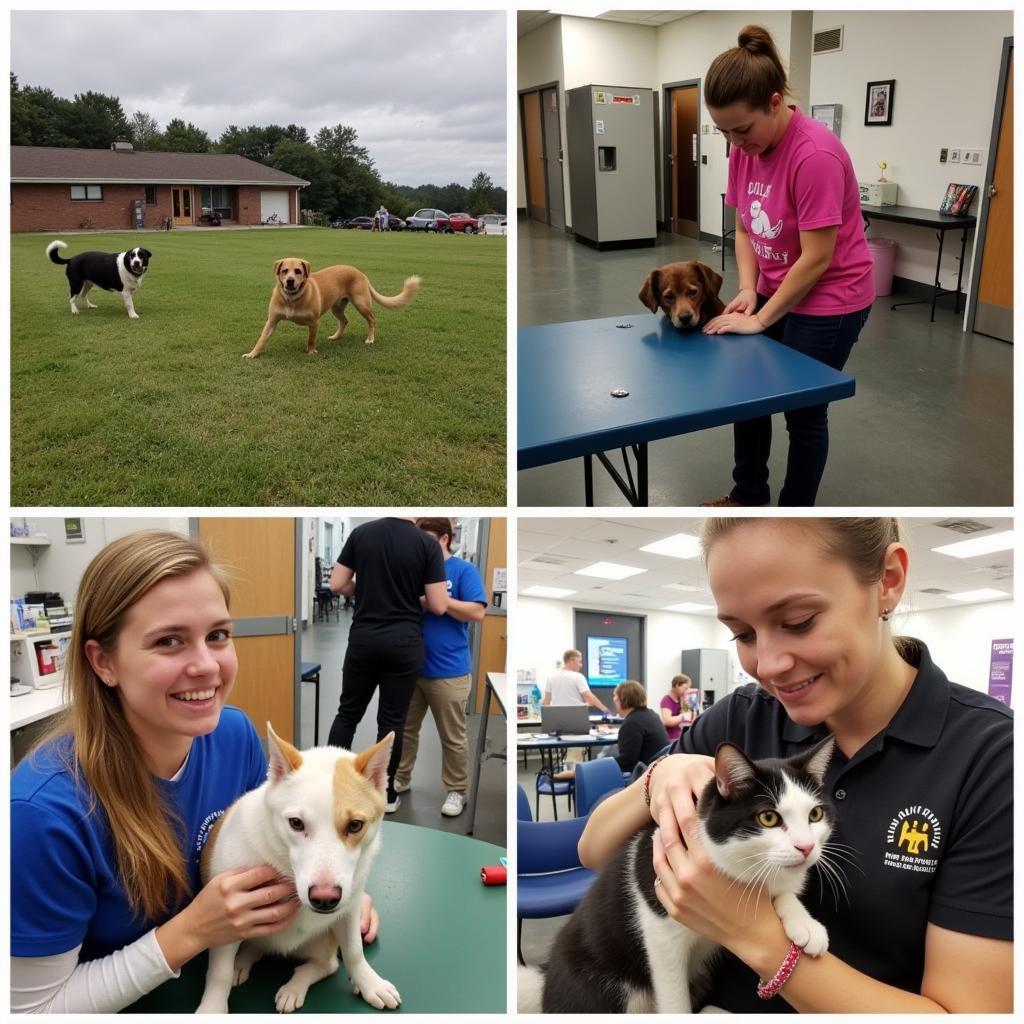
top-left (46, 240), bottom-right (152, 319)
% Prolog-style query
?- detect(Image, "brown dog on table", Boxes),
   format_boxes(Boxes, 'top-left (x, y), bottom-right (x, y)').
top-left (244, 259), bottom-right (420, 359)
top-left (638, 260), bottom-right (724, 331)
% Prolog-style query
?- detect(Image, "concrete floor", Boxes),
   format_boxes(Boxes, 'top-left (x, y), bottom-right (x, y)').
top-left (298, 607), bottom-right (506, 849)
top-left (517, 219), bottom-right (1013, 507)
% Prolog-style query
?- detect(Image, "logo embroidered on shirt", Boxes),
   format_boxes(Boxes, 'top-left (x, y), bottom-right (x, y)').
top-left (883, 805), bottom-right (942, 874)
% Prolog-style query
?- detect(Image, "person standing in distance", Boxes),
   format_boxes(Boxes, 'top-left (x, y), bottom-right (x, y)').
top-left (327, 517), bottom-right (448, 811)
top-left (542, 649), bottom-right (610, 714)
top-left (394, 518), bottom-right (488, 817)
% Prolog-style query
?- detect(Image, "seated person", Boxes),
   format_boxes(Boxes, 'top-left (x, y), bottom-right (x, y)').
top-left (611, 680), bottom-right (669, 774)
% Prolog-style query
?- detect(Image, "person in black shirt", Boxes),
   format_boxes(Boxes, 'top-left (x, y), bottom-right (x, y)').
top-left (327, 517), bottom-right (448, 809)
top-left (611, 680), bottom-right (669, 774)
top-left (579, 518), bottom-right (1011, 1012)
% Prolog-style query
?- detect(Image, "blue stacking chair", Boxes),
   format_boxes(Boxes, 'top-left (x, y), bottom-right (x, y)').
top-left (573, 756), bottom-right (627, 817)
top-left (517, 812), bottom-right (596, 965)
top-left (517, 783), bottom-right (533, 821)
top-left (535, 766), bottom-right (574, 820)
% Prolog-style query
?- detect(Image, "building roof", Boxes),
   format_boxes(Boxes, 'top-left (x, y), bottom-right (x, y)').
top-left (11, 146), bottom-right (309, 187)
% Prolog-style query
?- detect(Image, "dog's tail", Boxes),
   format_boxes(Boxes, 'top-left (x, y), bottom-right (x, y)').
top-left (368, 275), bottom-right (421, 310)
top-left (516, 965), bottom-right (545, 1013)
top-left (46, 240), bottom-right (70, 265)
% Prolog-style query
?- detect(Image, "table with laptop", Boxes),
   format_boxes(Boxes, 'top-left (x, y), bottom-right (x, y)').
top-left (517, 704), bottom-right (620, 777)
top-left (127, 822), bottom-right (506, 1013)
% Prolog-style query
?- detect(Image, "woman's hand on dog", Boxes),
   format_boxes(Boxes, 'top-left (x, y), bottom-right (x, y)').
top-left (703, 312), bottom-right (765, 335)
top-left (192, 865), bottom-right (300, 945)
top-left (722, 287), bottom-right (758, 316)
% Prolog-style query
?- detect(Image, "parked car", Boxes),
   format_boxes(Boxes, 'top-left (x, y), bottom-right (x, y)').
top-left (344, 216), bottom-right (375, 230)
top-left (405, 208), bottom-right (452, 233)
top-left (477, 212), bottom-right (507, 236)
top-left (447, 212), bottom-right (478, 234)
top-left (385, 214), bottom-right (406, 231)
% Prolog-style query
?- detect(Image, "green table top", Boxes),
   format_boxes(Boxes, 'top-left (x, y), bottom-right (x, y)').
top-left (127, 822), bottom-right (507, 1013)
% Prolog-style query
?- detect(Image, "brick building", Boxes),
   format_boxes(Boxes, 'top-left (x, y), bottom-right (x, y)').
top-left (11, 142), bottom-right (308, 232)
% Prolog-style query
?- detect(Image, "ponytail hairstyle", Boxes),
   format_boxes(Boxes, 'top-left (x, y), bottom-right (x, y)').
top-left (705, 24), bottom-right (791, 112)
top-left (37, 530), bottom-right (232, 920)
top-left (700, 518), bottom-right (916, 661)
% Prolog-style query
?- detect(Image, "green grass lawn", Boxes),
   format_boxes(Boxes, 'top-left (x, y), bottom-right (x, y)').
top-left (12, 228), bottom-right (506, 506)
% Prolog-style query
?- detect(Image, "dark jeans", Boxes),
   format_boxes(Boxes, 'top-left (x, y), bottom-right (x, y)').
top-left (327, 640), bottom-right (423, 803)
top-left (730, 296), bottom-right (871, 506)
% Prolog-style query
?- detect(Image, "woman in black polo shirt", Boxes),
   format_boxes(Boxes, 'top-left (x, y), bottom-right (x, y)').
top-left (611, 680), bottom-right (670, 774)
top-left (579, 518), bottom-right (1012, 1012)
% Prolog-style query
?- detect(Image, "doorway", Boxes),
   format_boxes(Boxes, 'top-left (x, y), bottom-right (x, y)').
top-left (172, 186), bottom-right (193, 226)
top-left (665, 81), bottom-right (700, 239)
top-left (520, 83), bottom-right (565, 230)
top-left (970, 39), bottom-right (1013, 342)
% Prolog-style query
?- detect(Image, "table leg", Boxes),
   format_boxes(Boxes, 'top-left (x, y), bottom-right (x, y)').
top-left (721, 194), bottom-right (726, 273)
top-left (637, 443), bottom-right (649, 506)
top-left (465, 679), bottom-right (491, 835)
top-left (584, 454), bottom-right (594, 506)
top-left (955, 228), bottom-right (968, 314)
top-left (930, 229), bottom-right (945, 322)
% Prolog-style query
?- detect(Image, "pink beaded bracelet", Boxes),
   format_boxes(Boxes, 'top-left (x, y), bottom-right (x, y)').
top-left (756, 942), bottom-right (803, 1000)
top-left (642, 755), bottom-right (666, 807)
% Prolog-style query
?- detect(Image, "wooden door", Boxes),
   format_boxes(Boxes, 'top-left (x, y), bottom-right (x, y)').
top-left (474, 518), bottom-right (507, 715)
top-left (172, 187), bottom-right (193, 226)
top-left (522, 91), bottom-right (548, 223)
top-left (541, 87), bottom-right (565, 231)
top-left (196, 518), bottom-right (298, 742)
top-left (975, 47), bottom-right (1012, 342)
top-left (670, 86), bottom-right (699, 238)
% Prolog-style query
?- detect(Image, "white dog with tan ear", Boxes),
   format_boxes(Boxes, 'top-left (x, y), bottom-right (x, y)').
top-left (196, 724), bottom-right (401, 1013)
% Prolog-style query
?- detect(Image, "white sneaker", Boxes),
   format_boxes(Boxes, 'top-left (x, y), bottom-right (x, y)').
top-left (385, 795), bottom-right (401, 814)
top-left (394, 779), bottom-right (412, 794)
top-left (441, 791), bottom-right (466, 817)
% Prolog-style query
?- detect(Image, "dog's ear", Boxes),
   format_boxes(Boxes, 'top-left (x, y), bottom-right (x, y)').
top-left (301, 260), bottom-right (311, 278)
top-left (273, 259), bottom-right (285, 276)
top-left (354, 732), bottom-right (394, 794)
top-left (697, 263), bottom-right (726, 316)
top-left (266, 721), bottom-right (303, 782)
top-left (638, 268), bottom-right (661, 312)
top-left (140, 249), bottom-right (152, 259)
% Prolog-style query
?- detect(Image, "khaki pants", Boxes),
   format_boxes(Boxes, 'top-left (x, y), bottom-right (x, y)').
top-left (396, 674), bottom-right (471, 793)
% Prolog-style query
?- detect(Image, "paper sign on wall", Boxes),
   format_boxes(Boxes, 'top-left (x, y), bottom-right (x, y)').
top-left (988, 638), bottom-right (1013, 704)
top-left (595, 119), bottom-right (605, 134)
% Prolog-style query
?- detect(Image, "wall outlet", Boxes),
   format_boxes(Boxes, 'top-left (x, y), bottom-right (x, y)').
top-left (939, 148), bottom-right (948, 163)
top-left (948, 149), bottom-right (961, 163)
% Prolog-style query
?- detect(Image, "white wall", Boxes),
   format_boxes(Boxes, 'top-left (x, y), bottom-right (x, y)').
top-left (519, 9), bottom-right (1011, 292)
top-left (516, 596), bottom-right (719, 698)
top-left (11, 517), bottom-right (190, 605)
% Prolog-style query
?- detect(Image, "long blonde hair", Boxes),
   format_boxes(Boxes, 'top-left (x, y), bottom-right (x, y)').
top-left (700, 518), bottom-right (916, 660)
top-left (37, 530), bottom-right (232, 920)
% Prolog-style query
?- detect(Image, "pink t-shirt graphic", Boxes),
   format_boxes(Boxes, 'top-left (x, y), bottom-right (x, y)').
top-left (726, 107), bottom-right (875, 315)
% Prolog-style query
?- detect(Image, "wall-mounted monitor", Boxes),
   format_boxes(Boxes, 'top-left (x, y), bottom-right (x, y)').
top-left (586, 635), bottom-right (629, 687)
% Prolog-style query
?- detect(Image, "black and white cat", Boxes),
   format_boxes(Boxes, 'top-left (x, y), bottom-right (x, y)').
top-left (519, 737), bottom-right (837, 1013)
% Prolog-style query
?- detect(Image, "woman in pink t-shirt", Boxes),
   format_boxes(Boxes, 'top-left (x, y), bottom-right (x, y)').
top-left (699, 26), bottom-right (874, 507)
top-left (659, 673), bottom-right (696, 742)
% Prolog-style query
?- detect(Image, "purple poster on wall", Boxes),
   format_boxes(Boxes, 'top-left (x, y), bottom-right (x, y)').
top-left (988, 639), bottom-right (1013, 705)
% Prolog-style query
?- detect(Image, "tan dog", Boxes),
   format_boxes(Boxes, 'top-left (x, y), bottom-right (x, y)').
top-left (638, 260), bottom-right (724, 330)
top-left (244, 259), bottom-right (420, 359)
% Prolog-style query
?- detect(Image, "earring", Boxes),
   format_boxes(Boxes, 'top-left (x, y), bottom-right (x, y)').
top-left (880, 609), bottom-right (891, 622)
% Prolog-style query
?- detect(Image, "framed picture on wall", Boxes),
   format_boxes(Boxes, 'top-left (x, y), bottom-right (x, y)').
top-left (811, 103), bottom-right (842, 137)
top-left (865, 80), bottom-right (895, 126)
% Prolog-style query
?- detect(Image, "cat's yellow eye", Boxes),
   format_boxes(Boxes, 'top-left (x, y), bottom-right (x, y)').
top-left (808, 806), bottom-right (824, 822)
top-left (757, 810), bottom-right (780, 827)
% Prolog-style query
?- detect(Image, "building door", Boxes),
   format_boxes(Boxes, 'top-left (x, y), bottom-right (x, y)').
top-left (668, 84), bottom-right (699, 238)
top-left (472, 518), bottom-right (507, 716)
top-left (973, 43), bottom-right (1013, 342)
top-left (541, 87), bottom-right (565, 231)
top-left (195, 518), bottom-right (300, 743)
top-left (172, 186), bottom-right (193, 226)
top-left (521, 90), bottom-right (548, 224)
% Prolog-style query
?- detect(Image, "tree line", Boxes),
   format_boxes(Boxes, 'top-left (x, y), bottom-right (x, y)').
top-left (10, 75), bottom-right (506, 221)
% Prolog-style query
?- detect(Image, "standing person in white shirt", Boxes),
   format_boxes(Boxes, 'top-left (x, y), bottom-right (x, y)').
top-left (542, 649), bottom-right (610, 713)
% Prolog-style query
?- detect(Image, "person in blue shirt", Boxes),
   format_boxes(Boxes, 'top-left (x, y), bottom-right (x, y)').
top-left (10, 530), bottom-right (378, 1013)
top-left (393, 518), bottom-right (488, 817)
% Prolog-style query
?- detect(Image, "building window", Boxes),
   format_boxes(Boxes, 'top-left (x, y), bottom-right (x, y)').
top-left (200, 185), bottom-right (233, 219)
top-left (144, 185), bottom-right (157, 205)
top-left (70, 185), bottom-right (103, 201)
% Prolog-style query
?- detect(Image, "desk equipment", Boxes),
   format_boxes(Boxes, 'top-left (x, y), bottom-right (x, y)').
top-left (541, 704), bottom-right (591, 736)
top-left (861, 204), bottom-right (976, 321)
top-left (519, 313), bottom-right (855, 506)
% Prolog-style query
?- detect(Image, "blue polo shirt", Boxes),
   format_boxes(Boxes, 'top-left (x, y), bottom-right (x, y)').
top-left (674, 640), bottom-right (1012, 1011)
top-left (11, 706), bottom-right (267, 961)
top-left (421, 555), bottom-right (488, 678)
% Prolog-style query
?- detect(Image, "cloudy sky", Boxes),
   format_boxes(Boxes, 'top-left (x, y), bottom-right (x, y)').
top-left (11, 11), bottom-right (507, 187)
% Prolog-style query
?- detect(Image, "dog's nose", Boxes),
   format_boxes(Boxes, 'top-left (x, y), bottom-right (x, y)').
top-left (308, 885), bottom-right (342, 913)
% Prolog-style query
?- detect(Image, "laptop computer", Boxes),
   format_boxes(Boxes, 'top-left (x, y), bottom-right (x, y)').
top-left (540, 704), bottom-right (591, 736)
